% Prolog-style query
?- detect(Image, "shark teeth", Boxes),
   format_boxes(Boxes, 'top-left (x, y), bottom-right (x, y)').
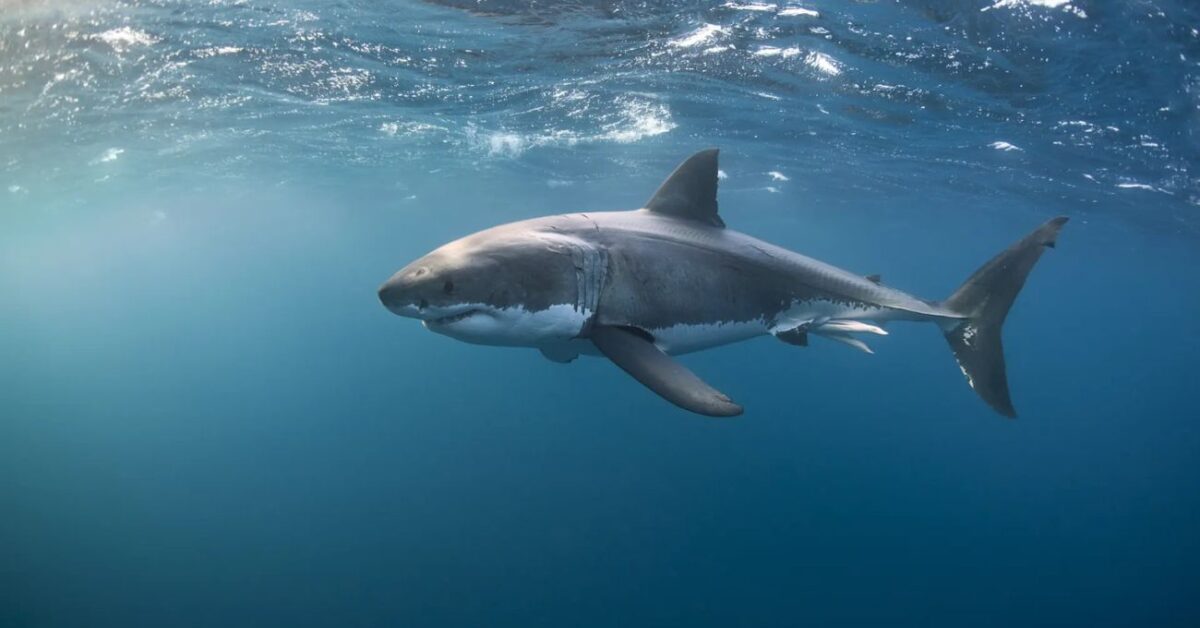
top-left (425, 308), bottom-right (482, 326)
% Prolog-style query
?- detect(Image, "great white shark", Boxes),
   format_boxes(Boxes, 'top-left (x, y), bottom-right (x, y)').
top-left (379, 149), bottom-right (1066, 417)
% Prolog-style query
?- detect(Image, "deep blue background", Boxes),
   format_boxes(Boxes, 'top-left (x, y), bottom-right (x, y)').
top-left (2, 1), bottom-right (1198, 626)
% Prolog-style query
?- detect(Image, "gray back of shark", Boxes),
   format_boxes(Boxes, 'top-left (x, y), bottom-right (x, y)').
top-left (379, 149), bottom-right (1067, 418)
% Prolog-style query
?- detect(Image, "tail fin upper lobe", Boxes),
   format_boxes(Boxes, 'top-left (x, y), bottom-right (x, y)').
top-left (941, 216), bottom-right (1068, 417)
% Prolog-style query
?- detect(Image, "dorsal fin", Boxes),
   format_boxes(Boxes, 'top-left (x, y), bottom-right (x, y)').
top-left (643, 148), bottom-right (724, 228)
top-left (866, 274), bottom-right (882, 285)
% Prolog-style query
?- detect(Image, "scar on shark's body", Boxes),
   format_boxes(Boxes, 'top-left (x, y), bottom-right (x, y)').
top-left (379, 149), bottom-right (1066, 418)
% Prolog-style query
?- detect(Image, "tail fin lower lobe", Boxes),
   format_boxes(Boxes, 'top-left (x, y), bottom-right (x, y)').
top-left (941, 216), bottom-right (1068, 417)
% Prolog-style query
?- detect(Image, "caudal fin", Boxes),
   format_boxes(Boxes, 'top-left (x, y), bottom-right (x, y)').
top-left (941, 216), bottom-right (1068, 417)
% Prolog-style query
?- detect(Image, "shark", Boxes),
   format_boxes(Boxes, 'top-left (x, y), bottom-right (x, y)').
top-left (378, 149), bottom-right (1066, 417)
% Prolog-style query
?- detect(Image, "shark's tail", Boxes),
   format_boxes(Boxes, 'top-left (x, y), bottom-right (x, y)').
top-left (939, 216), bottom-right (1068, 417)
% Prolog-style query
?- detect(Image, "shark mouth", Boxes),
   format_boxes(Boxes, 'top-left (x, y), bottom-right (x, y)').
top-left (423, 306), bottom-right (487, 327)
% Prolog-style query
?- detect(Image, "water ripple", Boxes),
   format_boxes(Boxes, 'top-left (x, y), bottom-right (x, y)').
top-left (0, 0), bottom-right (1196, 232)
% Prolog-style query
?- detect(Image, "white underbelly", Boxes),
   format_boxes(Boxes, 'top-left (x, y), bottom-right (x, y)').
top-left (428, 303), bottom-right (589, 347)
top-left (648, 319), bottom-right (769, 355)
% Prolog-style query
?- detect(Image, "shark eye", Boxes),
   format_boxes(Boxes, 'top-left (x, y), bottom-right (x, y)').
top-left (442, 279), bottom-right (455, 294)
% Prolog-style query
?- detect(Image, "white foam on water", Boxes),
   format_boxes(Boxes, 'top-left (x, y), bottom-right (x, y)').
top-left (752, 46), bottom-right (801, 58)
top-left (983, 0), bottom-right (1086, 18)
top-left (669, 24), bottom-right (729, 48)
top-left (1117, 182), bottom-right (1172, 194)
top-left (717, 170), bottom-right (729, 180)
top-left (779, 6), bottom-right (819, 17)
top-left (465, 129), bottom-right (529, 157)
top-left (719, 2), bottom-right (818, 17)
top-left (90, 148), bottom-right (124, 164)
top-left (195, 46), bottom-right (243, 58)
top-left (486, 133), bottom-right (526, 157)
top-left (805, 51), bottom-right (842, 76)
top-left (768, 171), bottom-right (789, 181)
top-left (985, 0), bottom-right (1066, 8)
top-left (723, 2), bottom-right (777, 11)
top-left (380, 121), bottom-right (444, 137)
top-left (1059, 120), bottom-right (1096, 130)
top-left (466, 97), bottom-right (675, 158)
top-left (989, 141), bottom-right (1022, 151)
top-left (599, 99), bottom-right (676, 143)
top-left (94, 26), bottom-right (158, 52)
top-left (8, 185), bottom-right (21, 193)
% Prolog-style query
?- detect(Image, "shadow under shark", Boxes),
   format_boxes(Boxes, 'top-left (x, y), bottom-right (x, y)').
top-left (379, 149), bottom-right (1066, 417)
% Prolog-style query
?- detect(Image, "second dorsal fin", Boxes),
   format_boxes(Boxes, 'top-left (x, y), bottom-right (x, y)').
top-left (643, 148), bottom-right (724, 228)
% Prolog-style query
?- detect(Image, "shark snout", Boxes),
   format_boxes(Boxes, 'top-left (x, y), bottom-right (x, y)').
top-left (378, 274), bottom-right (425, 317)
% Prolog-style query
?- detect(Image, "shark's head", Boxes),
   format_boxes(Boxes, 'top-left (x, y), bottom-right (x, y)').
top-left (378, 223), bottom-right (590, 346)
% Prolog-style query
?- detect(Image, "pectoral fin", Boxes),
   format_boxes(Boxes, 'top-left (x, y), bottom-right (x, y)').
top-left (590, 325), bottom-right (743, 417)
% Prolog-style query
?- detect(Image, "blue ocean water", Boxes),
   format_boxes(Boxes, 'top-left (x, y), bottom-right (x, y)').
top-left (2, 0), bottom-right (1199, 625)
